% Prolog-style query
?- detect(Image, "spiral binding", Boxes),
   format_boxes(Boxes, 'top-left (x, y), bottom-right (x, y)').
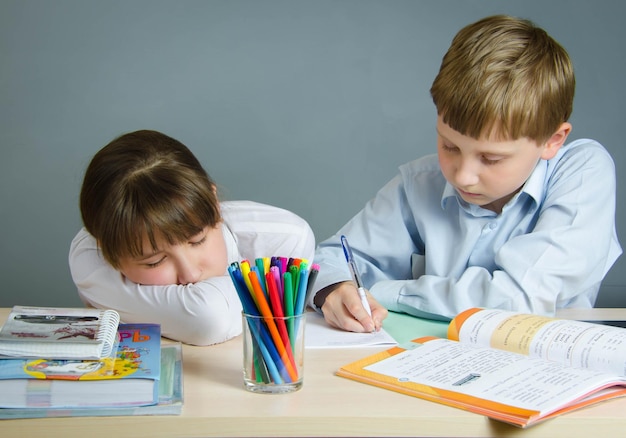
top-left (96, 310), bottom-right (121, 358)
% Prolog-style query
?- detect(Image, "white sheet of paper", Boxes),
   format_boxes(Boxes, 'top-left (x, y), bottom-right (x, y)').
top-left (304, 311), bottom-right (397, 348)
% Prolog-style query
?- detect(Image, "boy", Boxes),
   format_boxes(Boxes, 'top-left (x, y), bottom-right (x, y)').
top-left (309, 15), bottom-right (622, 333)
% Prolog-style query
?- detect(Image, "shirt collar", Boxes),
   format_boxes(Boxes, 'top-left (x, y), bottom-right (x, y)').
top-left (441, 183), bottom-right (458, 209)
top-left (440, 159), bottom-right (548, 212)
top-left (521, 159), bottom-right (548, 205)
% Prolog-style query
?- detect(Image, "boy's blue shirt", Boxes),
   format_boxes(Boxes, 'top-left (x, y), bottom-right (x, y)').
top-left (311, 139), bottom-right (622, 320)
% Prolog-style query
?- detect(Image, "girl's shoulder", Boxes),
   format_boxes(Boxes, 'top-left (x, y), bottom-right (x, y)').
top-left (220, 200), bottom-right (309, 228)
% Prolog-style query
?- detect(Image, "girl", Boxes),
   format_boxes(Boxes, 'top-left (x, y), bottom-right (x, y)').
top-left (69, 130), bottom-right (315, 345)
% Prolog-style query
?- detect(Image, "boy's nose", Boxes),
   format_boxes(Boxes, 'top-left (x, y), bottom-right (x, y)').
top-left (454, 160), bottom-right (480, 187)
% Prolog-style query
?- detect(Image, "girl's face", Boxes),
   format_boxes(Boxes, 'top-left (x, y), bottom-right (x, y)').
top-left (117, 224), bottom-right (228, 285)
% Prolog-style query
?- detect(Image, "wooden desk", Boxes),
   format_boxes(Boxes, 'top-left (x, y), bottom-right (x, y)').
top-left (3, 308), bottom-right (626, 437)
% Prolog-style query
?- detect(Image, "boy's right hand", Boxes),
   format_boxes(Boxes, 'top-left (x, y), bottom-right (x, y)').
top-left (317, 282), bottom-right (388, 333)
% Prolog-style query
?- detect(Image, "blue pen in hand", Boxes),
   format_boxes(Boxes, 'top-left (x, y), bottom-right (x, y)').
top-left (340, 235), bottom-right (372, 317)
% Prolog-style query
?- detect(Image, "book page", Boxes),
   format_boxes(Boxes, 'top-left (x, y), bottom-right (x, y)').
top-left (457, 309), bottom-right (626, 376)
top-left (365, 338), bottom-right (624, 415)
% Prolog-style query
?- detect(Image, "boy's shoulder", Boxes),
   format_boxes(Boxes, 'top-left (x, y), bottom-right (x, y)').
top-left (390, 155), bottom-right (449, 203)
top-left (554, 138), bottom-right (614, 169)
top-left (398, 154), bottom-right (446, 186)
top-left (399, 154), bottom-right (441, 173)
top-left (559, 138), bottom-right (608, 154)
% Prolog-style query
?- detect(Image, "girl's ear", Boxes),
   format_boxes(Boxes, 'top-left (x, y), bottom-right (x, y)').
top-left (541, 122), bottom-right (572, 160)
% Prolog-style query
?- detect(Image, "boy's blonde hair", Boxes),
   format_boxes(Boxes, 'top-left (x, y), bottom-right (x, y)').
top-left (80, 130), bottom-right (221, 269)
top-left (430, 15), bottom-right (575, 144)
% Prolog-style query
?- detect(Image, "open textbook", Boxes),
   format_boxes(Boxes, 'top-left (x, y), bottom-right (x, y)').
top-left (337, 307), bottom-right (626, 428)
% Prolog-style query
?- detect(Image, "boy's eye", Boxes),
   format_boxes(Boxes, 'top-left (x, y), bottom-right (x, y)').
top-left (481, 155), bottom-right (503, 165)
top-left (441, 143), bottom-right (458, 152)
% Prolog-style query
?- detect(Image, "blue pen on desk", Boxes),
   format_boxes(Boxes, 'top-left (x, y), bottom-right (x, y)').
top-left (340, 235), bottom-right (372, 316)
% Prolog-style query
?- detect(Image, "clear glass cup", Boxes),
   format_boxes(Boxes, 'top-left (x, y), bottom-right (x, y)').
top-left (242, 312), bottom-right (306, 394)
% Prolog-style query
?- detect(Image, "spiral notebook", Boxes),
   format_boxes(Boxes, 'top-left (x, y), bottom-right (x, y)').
top-left (0, 306), bottom-right (120, 359)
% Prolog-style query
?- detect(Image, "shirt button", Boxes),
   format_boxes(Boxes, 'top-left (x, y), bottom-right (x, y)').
top-left (482, 222), bottom-right (497, 232)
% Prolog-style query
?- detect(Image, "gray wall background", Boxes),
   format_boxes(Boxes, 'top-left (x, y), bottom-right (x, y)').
top-left (1, 0), bottom-right (625, 308)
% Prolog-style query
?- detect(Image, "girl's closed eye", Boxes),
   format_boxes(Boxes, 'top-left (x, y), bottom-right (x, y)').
top-left (145, 256), bottom-right (166, 268)
top-left (190, 235), bottom-right (207, 247)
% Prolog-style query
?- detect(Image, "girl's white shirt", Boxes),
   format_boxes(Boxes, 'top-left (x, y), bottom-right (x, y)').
top-left (69, 201), bottom-right (315, 345)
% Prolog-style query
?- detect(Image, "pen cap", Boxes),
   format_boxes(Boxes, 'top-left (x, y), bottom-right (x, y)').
top-left (340, 235), bottom-right (353, 263)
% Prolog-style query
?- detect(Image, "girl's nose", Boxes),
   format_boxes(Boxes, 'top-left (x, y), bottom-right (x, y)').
top-left (176, 259), bottom-right (202, 285)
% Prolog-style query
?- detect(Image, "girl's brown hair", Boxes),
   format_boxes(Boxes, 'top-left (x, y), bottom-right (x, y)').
top-left (80, 130), bottom-right (221, 268)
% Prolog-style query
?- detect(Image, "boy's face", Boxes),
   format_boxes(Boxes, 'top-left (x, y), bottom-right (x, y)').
top-left (117, 224), bottom-right (228, 286)
top-left (436, 116), bottom-right (557, 214)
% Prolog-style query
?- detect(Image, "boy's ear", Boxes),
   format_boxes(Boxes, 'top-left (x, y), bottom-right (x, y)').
top-left (541, 122), bottom-right (572, 160)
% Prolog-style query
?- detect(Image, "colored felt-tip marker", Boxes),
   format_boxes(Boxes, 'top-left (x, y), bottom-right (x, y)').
top-left (340, 235), bottom-right (372, 317)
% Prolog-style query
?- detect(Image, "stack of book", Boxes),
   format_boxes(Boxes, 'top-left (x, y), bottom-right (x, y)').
top-left (0, 305), bottom-right (182, 419)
